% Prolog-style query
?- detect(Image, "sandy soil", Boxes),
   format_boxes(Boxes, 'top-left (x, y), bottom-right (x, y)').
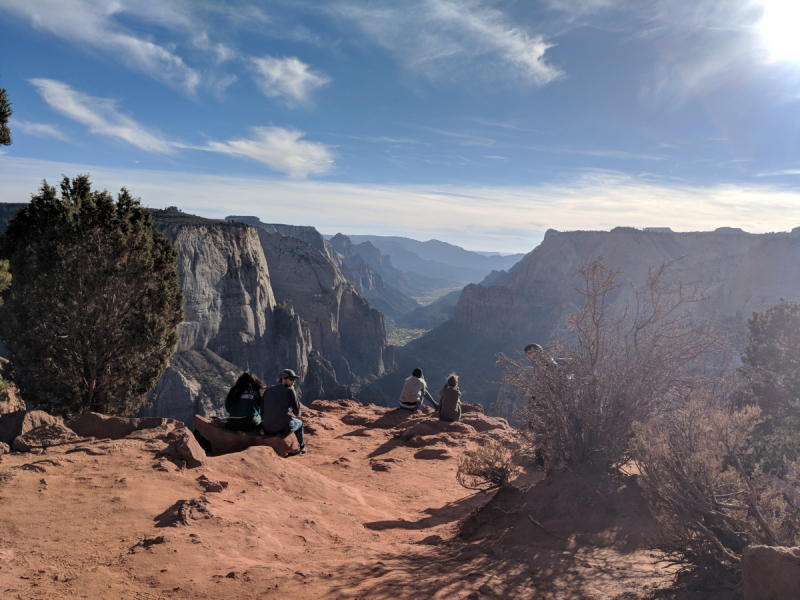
top-left (0, 401), bottom-right (682, 599)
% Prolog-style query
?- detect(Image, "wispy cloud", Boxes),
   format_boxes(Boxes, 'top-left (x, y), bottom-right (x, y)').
top-left (0, 0), bottom-right (201, 93)
top-left (12, 120), bottom-right (69, 142)
top-left (756, 169), bottom-right (800, 177)
top-left (188, 127), bottom-right (334, 179)
top-left (29, 80), bottom-right (334, 178)
top-left (30, 79), bottom-right (174, 153)
top-left (332, 0), bottom-right (562, 85)
top-left (250, 56), bottom-right (331, 106)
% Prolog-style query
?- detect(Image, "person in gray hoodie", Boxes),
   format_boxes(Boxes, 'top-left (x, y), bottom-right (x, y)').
top-left (438, 373), bottom-right (462, 422)
top-left (398, 368), bottom-right (439, 412)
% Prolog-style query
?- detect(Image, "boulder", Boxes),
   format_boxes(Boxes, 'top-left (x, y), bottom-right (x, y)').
top-left (193, 415), bottom-right (299, 458)
top-left (12, 422), bottom-right (83, 452)
top-left (67, 412), bottom-right (177, 440)
top-left (460, 402), bottom-right (484, 414)
top-left (0, 441), bottom-right (9, 454)
top-left (0, 410), bottom-right (62, 445)
top-left (743, 545), bottom-right (800, 600)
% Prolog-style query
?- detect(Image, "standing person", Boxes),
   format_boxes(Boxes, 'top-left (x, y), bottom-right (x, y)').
top-left (399, 368), bottom-right (439, 412)
top-left (438, 373), bottom-right (462, 422)
top-left (261, 368), bottom-right (306, 455)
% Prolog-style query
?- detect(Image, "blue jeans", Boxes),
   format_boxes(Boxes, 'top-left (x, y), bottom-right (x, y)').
top-left (289, 417), bottom-right (305, 448)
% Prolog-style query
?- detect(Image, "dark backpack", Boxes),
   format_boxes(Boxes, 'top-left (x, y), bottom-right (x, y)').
top-left (224, 372), bottom-right (263, 432)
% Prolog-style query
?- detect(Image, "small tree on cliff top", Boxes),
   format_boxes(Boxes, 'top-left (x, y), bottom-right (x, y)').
top-left (0, 76), bottom-right (12, 146)
top-left (500, 256), bottom-right (729, 469)
top-left (0, 175), bottom-right (184, 415)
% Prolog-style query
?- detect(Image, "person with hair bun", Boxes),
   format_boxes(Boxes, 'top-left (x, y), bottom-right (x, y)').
top-left (438, 373), bottom-right (462, 422)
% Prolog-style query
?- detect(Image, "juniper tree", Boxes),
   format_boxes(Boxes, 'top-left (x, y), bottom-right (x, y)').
top-left (737, 298), bottom-right (800, 470)
top-left (0, 175), bottom-right (184, 415)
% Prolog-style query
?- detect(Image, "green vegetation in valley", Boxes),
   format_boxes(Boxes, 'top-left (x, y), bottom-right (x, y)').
top-left (0, 175), bottom-right (184, 416)
top-left (386, 325), bottom-right (429, 347)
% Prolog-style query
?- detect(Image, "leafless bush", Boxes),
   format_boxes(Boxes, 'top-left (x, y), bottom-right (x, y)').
top-left (500, 256), bottom-right (730, 469)
top-left (631, 389), bottom-right (800, 581)
top-left (456, 441), bottom-right (522, 491)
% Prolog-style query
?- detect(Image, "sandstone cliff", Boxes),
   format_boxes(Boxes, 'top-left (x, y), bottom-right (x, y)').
top-left (256, 229), bottom-right (390, 384)
top-left (453, 228), bottom-right (800, 345)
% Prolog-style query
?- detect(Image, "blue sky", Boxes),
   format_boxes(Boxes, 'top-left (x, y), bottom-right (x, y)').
top-left (1, 0), bottom-right (799, 252)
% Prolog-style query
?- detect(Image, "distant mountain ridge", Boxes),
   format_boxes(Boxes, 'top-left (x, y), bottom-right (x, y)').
top-left (345, 234), bottom-right (525, 279)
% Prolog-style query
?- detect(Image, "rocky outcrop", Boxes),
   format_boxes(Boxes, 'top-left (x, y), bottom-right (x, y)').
top-left (193, 415), bottom-right (299, 457)
top-left (67, 411), bottom-right (179, 440)
top-left (742, 545), bottom-right (800, 600)
top-left (12, 422), bottom-right (82, 452)
top-left (0, 410), bottom-right (62, 445)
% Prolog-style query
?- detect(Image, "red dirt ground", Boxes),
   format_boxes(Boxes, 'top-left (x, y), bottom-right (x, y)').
top-left (0, 401), bottom-right (685, 599)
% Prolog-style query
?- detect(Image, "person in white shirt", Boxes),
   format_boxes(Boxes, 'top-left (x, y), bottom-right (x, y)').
top-left (398, 367), bottom-right (439, 412)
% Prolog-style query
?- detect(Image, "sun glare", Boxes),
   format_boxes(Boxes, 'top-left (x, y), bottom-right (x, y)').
top-left (760, 0), bottom-right (800, 61)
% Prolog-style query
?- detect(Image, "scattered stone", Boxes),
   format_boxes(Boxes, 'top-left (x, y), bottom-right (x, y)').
top-left (0, 442), bottom-right (8, 455)
top-left (12, 423), bottom-right (84, 452)
top-left (193, 415), bottom-right (299, 458)
top-left (418, 535), bottom-right (443, 545)
top-left (196, 474), bottom-right (228, 493)
top-left (743, 545), bottom-right (800, 600)
top-left (130, 534), bottom-right (173, 553)
top-left (370, 461), bottom-right (392, 472)
top-left (154, 496), bottom-right (215, 527)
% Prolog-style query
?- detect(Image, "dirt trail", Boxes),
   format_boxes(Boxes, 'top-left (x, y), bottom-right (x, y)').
top-left (0, 402), bottom-right (677, 599)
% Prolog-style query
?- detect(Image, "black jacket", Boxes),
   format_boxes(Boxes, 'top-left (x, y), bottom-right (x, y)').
top-left (260, 384), bottom-right (300, 433)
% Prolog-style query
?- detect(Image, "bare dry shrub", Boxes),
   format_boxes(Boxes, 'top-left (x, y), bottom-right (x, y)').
top-left (456, 441), bottom-right (522, 490)
top-left (631, 389), bottom-right (800, 582)
top-left (500, 256), bottom-right (729, 469)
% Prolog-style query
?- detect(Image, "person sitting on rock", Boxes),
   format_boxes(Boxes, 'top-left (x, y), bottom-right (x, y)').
top-left (224, 372), bottom-right (266, 432)
top-left (438, 373), bottom-right (462, 422)
top-left (399, 368), bottom-right (439, 412)
top-left (260, 369), bottom-right (306, 455)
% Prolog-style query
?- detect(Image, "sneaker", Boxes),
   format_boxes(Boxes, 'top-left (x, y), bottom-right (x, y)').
top-left (299, 446), bottom-right (307, 454)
